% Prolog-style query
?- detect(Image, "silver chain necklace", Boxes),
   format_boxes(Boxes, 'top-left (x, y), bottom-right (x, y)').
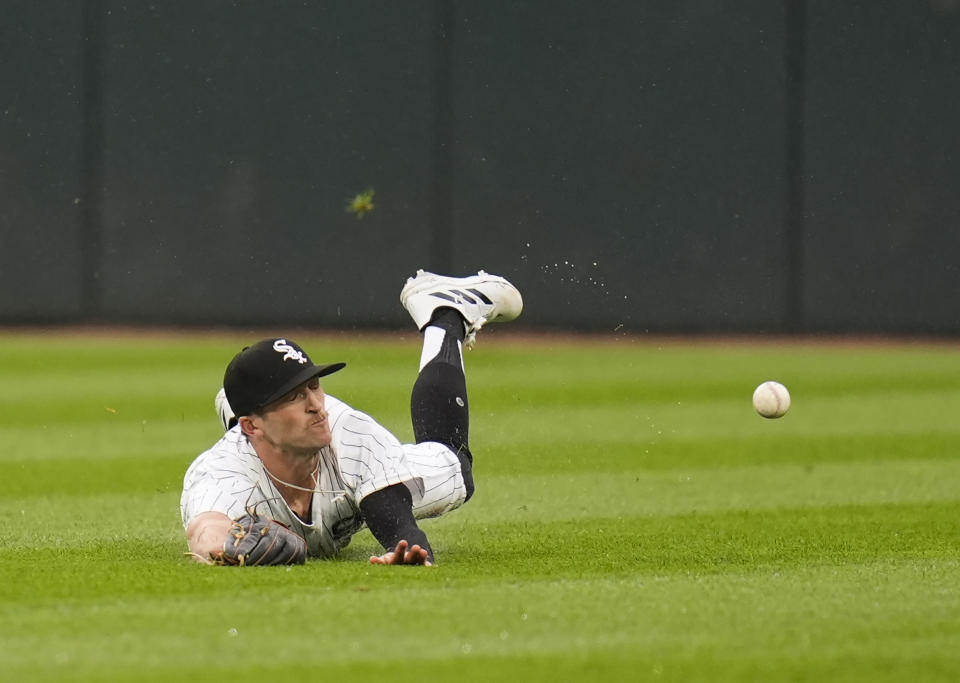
top-left (259, 454), bottom-right (345, 495)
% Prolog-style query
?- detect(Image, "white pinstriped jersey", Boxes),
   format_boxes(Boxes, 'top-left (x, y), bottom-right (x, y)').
top-left (180, 395), bottom-right (467, 558)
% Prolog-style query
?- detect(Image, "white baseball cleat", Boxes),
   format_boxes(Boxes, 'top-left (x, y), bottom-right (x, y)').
top-left (215, 387), bottom-right (237, 431)
top-left (400, 269), bottom-right (523, 349)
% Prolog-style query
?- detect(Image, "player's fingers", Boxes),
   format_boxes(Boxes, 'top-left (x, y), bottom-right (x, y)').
top-left (371, 549), bottom-right (401, 564)
top-left (404, 544), bottom-right (429, 565)
top-left (370, 541), bottom-right (433, 566)
top-left (391, 540), bottom-right (409, 563)
top-left (369, 541), bottom-right (406, 565)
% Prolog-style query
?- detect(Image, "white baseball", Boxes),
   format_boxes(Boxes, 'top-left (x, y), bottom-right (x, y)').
top-left (753, 381), bottom-right (790, 418)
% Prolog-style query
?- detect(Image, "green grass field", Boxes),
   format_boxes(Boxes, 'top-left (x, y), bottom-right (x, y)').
top-left (1, 329), bottom-right (958, 682)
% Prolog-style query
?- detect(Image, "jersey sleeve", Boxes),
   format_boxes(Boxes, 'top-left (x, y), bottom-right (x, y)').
top-left (180, 448), bottom-right (264, 527)
top-left (326, 399), bottom-right (425, 504)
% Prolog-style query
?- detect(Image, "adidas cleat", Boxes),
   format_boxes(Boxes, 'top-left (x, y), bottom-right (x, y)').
top-left (400, 269), bottom-right (523, 348)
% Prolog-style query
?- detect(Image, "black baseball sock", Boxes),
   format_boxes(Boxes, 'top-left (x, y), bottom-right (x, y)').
top-left (423, 307), bottom-right (466, 342)
top-left (410, 308), bottom-right (475, 500)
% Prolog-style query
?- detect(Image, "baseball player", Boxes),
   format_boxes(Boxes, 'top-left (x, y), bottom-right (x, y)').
top-left (180, 269), bottom-right (522, 566)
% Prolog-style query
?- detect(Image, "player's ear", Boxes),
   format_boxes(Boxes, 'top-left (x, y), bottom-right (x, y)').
top-left (238, 415), bottom-right (259, 437)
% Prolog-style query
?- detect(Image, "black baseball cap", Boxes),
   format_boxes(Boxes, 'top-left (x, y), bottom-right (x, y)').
top-left (223, 338), bottom-right (345, 418)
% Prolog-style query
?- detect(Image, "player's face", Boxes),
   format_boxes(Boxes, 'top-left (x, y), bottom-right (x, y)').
top-left (257, 378), bottom-right (331, 452)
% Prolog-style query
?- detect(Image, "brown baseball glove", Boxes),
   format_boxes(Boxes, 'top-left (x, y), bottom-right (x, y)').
top-left (214, 510), bottom-right (307, 566)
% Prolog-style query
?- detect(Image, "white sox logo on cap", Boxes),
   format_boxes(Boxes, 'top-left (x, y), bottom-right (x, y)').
top-left (273, 339), bottom-right (308, 365)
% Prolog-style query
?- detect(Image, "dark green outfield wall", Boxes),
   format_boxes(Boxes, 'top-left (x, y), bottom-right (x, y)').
top-left (2, 1), bottom-right (958, 333)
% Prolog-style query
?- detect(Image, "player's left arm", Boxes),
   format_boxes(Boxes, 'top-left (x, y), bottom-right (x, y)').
top-left (359, 484), bottom-right (434, 566)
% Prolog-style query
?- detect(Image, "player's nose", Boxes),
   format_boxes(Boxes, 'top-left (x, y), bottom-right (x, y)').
top-left (305, 388), bottom-right (325, 412)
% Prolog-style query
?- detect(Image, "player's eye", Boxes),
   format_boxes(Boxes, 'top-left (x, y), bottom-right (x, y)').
top-left (284, 379), bottom-right (319, 403)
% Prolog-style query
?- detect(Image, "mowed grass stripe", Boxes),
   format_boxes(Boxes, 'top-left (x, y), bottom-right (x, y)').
top-left (2, 561), bottom-right (957, 683)
top-left (464, 341), bottom-right (960, 401)
top-left (6, 430), bottom-right (958, 497)
top-left (0, 428), bottom-right (207, 464)
top-left (3, 498), bottom-right (957, 584)
top-left (481, 432), bottom-right (960, 474)
top-left (0, 492), bottom-right (182, 551)
top-left (471, 389), bottom-right (960, 446)
top-left (459, 458), bottom-right (960, 520)
top-left (430, 502), bottom-right (960, 573)
top-left (4, 456), bottom-right (956, 534)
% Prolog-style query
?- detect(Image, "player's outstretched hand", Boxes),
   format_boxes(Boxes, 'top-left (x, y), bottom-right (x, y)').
top-left (369, 539), bottom-right (433, 566)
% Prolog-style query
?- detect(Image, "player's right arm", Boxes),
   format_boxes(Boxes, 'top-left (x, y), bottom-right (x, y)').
top-left (185, 510), bottom-right (307, 566)
top-left (185, 511), bottom-right (233, 563)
